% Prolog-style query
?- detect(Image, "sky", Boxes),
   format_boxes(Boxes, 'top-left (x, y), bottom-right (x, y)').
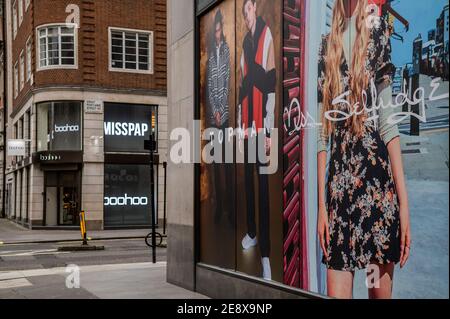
top-left (391, 0), bottom-right (449, 67)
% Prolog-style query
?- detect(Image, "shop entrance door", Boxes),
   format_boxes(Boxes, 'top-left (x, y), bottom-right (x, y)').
top-left (44, 171), bottom-right (81, 226)
top-left (5, 183), bottom-right (13, 218)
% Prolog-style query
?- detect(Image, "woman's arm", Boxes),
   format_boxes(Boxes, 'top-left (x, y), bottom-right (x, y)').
top-left (318, 150), bottom-right (330, 258)
top-left (377, 81), bottom-right (411, 268)
top-left (387, 137), bottom-right (411, 268)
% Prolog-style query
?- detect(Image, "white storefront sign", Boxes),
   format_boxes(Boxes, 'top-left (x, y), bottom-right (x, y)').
top-left (7, 140), bottom-right (26, 157)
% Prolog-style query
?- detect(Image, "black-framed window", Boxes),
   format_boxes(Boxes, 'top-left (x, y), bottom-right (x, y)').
top-left (36, 101), bottom-right (82, 152)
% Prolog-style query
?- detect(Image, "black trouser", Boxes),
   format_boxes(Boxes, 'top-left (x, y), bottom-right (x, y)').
top-left (212, 124), bottom-right (234, 223)
top-left (244, 138), bottom-right (270, 258)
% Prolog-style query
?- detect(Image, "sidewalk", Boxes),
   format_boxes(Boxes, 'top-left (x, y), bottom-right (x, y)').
top-left (354, 128), bottom-right (449, 299)
top-left (0, 262), bottom-right (207, 299)
top-left (0, 219), bottom-right (154, 245)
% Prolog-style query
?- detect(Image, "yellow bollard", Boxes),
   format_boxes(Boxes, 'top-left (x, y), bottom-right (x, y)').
top-left (79, 211), bottom-right (88, 246)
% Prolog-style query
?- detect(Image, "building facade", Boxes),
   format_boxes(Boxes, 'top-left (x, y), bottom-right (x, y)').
top-left (3, 0), bottom-right (167, 230)
top-left (1, 0), bottom-right (5, 217)
top-left (167, 0), bottom-right (450, 300)
top-left (167, 0), bottom-right (322, 299)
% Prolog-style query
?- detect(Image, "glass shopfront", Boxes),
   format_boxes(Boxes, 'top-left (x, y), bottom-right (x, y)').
top-left (104, 164), bottom-right (152, 226)
top-left (36, 101), bottom-right (83, 227)
top-left (104, 103), bottom-right (157, 153)
top-left (37, 101), bottom-right (82, 152)
top-left (103, 103), bottom-right (158, 227)
top-left (195, 0), bottom-right (450, 300)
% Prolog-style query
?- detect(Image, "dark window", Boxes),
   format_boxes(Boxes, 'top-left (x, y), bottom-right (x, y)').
top-left (104, 103), bottom-right (158, 153)
top-left (36, 102), bottom-right (82, 152)
top-left (104, 164), bottom-right (153, 226)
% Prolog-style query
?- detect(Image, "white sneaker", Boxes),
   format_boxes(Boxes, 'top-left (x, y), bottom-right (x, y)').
top-left (262, 257), bottom-right (272, 280)
top-left (241, 234), bottom-right (257, 250)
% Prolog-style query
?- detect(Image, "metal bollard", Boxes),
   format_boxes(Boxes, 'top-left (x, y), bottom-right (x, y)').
top-left (79, 211), bottom-right (88, 246)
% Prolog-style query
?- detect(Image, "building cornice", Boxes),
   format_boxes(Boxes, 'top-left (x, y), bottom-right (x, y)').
top-left (10, 85), bottom-right (167, 118)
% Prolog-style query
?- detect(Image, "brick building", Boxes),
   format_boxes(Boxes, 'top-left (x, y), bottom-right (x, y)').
top-left (1, 0), bottom-right (6, 217)
top-left (3, 0), bottom-right (167, 229)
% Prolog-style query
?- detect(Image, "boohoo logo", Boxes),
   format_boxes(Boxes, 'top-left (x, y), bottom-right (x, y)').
top-left (55, 124), bottom-right (80, 133)
top-left (104, 194), bottom-right (149, 206)
top-left (40, 154), bottom-right (62, 161)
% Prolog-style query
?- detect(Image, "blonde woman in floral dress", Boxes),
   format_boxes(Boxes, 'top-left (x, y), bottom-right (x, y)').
top-left (317, 0), bottom-right (411, 299)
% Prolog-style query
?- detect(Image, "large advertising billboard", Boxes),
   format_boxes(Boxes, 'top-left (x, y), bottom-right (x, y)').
top-left (198, 0), bottom-right (449, 299)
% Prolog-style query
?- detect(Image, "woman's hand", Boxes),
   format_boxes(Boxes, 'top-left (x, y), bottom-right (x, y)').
top-left (318, 207), bottom-right (330, 258)
top-left (265, 137), bottom-right (271, 156)
top-left (399, 205), bottom-right (411, 268)
top-left (215, 112), bottom-right (221, 127)
top-left (386, 137), bottom-right (411, 269)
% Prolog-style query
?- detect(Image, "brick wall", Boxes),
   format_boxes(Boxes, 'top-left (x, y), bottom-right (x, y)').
top-left (11, 0), bottom-right (167, 112)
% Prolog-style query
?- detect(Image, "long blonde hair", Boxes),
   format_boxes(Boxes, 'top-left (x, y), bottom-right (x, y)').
top-left (322, 0), bottom-right (371, 137)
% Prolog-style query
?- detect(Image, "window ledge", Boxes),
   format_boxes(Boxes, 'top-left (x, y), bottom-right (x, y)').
top-left (37, 65), bottom-right (79, 72)
top-left (109, 67), bottom-right (154, 75)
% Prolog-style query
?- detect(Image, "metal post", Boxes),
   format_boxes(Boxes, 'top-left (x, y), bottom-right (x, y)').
top-left (163, 161), bottom-right (167, 235)
top-left (149, 133), bottom-right (157, 264)
top-left (410, 73), bottom-right (420, 136)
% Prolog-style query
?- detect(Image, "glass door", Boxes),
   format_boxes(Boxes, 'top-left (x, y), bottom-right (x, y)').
top-left (59, 172), bottom-right (80, 226)
top-left (44, 171), bottom-right (81, 226)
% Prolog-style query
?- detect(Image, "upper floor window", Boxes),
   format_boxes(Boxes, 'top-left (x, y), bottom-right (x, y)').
top-left (18, 0), bottom-right (23, 26)
top-left (109, 27), bottom-right (153, 74)
top-left (14, 62), bottom-right (19, 98)
top-left (13, 2), bottom-right (17, 38)
top-left (37, 24), bottom-right (77, 70)
top-left (26, 37), bottom-right (32, 81)
top-left (20, 51), bottom-right (25, 90)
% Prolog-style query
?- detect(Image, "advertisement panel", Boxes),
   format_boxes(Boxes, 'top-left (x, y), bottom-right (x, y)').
top-left (198, 0), bottom-right (449, 299)
top-left (314, 0), bottom-right (449, 299)
top-left (199, 0), bottom-right (237, 270)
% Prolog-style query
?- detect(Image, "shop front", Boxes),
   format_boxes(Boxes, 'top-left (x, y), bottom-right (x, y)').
top-left (165, 0), bottom-right (450, 300)
top-left (192, 0), bottom-right (313, 297)
top-left (37, 153), bottom-right (83, 227)
top-left (103, 102), bottom-right (158, 229)
top-left (33, 101), bottom-right (84, 228)
top-left (6, 96), bottom-right (165, 230)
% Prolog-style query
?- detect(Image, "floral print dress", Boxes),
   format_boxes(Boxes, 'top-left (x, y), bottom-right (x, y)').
top-left (318, 18), bottom-right (401, 272)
